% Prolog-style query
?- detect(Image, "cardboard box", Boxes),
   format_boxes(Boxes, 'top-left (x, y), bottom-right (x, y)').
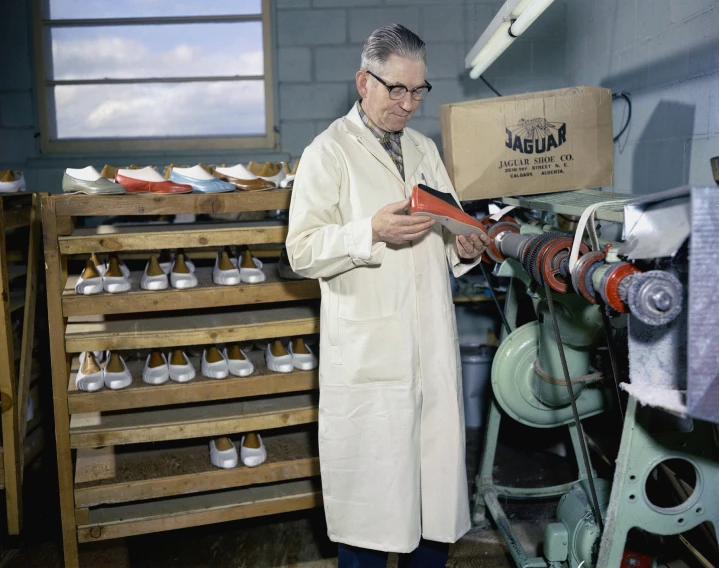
top-left (440, 86), bottom-right (614, 201)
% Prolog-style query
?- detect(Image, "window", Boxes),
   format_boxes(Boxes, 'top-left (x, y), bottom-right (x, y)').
top-left (33, 0), bottom-right (275, 153)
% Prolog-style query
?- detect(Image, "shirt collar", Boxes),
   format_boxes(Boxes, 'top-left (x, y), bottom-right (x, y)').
top-left (357, 101), bottom-right (403, 141)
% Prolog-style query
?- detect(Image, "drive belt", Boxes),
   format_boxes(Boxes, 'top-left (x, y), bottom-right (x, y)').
top-left (543, 277), bottom-right (605, 531)
top-left (600, 307), bottom-right (625, 420)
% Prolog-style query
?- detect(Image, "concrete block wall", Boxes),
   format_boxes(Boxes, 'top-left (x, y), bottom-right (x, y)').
top-left (276, 0), bottom-right (571, 157)
top-left (0, 0), bottom-right (39, 169)
top-left (566, 0), bottom-right (719, 193)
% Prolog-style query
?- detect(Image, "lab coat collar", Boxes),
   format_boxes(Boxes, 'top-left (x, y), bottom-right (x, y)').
top-left (343, 104), bottom-right (425, 186)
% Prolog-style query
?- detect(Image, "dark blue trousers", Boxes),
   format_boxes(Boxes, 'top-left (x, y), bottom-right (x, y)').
top-left (337, 539), bottom-right (449, 568)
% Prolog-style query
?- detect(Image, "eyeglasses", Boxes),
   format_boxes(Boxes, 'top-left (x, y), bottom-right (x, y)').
top-left (366, 70), bottom-right (432, 101)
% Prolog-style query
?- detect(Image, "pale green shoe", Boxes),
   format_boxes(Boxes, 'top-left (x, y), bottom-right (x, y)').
top-left (62, 166), bottom-right (126, 195)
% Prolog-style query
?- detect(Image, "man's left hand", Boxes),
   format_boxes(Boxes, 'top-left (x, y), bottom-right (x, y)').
top-left (456, 232), bottom-right (491, 259)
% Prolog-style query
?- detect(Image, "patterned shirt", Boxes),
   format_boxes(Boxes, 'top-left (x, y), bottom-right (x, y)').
top-left (357, 101), bottom-right (405, 180)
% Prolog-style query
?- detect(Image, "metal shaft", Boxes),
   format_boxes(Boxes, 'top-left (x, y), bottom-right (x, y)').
top-left (543, 279), bottom-right (605, 531)
top-left (600, 307), bottom-right (625, 420)
top-left (496, 231), bottom-right (530, 260)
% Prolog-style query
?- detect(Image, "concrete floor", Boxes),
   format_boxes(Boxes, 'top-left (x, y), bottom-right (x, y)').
top-left (0, 511), bottom-right (519, 568)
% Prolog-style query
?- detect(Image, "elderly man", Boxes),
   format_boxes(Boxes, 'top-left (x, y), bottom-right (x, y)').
top-left (286, 24), bottom-right (490, 568)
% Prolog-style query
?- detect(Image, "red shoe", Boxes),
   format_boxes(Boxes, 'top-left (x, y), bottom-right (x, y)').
top-left (116, 167), bottom-right (193, 194)
top-left (410, 184), bottom-right (488, 236)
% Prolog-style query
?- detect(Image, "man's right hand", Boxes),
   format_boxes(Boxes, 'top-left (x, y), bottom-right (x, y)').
top-left (371, 199), bottom-right (435, 245)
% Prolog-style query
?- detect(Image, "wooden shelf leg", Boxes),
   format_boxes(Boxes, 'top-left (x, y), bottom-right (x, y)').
top-left (41, 197), bottom-right (80, 568)
top-left (0, 197), bottom-right (23, 534)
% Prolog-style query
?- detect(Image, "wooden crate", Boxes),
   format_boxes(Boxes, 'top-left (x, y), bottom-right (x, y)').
top-left (41, 190), bottom-right (322, 568)
top-left (0, 193), bottom-right (44, 534)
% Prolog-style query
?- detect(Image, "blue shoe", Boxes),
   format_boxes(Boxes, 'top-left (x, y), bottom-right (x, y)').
top-left (168, 165), bottom-right (235, 193)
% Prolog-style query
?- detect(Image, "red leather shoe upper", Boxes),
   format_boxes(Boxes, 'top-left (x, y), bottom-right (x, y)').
top-left (410, 185), bottom-right (487, 234)
top-left (116, 173), bottom-right (193, 194)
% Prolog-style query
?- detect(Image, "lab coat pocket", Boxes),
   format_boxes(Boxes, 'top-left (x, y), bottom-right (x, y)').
top-left (337, 313), bottom-right (411, 386)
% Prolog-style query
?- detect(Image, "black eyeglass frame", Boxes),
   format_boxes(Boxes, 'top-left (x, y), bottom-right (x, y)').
top-left (365, 70), bottom-right (433, 101)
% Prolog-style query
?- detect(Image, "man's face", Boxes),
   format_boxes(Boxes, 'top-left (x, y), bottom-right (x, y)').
top-left (357, 54), bottom-right (426, 132)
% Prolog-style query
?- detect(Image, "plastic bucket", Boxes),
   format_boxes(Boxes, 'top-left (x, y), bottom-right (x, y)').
top-left (460, 345), bottom-right (496, 429)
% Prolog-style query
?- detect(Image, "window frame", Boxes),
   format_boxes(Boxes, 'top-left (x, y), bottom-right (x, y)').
top-left (32, 0), bottom-right (277, 154)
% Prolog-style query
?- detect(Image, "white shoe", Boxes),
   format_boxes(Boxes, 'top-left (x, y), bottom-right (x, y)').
top-left (215, 164), bottom-right (260, 180)
top-left (117, 166), bottom-right (165, 182)
top-left (279, 175), bottom-right (295, 189)
top-left (265, 342), bottom-right (294, 373)
top-left (277, 249), bottom-right (304, 280)
top-left (103, 259), bottom-right (130, 278)
top-left (140, 258), bottom-right (169, 291)
top-left (76, 274), bottom-right (103, 295)
top-left (289, 340), bottom-right (318, 371)
top-left (168, 350), bottom-right (196, 383)
top-left (239, 256), bottom-right (266, 284)
top-left (212, 252), bottom-right (241, 286)
top-left (170, 256), bottom-right (198, 289)
top-left (249, 161), bottom-right (286, 186)
top-left (142, 351), bottom-right (170, 385)
top-left (224, 346), bottom-right (254, 377)
top-left (202, 348), bottom-right (229, 379)
top-left (104, 352), bottom-right (133, 390)
top-left (0, 170), bottom-right (26, 193)
top-left (160, 254), bottom-right (195, 275)
top-left (210, 438), bottom-right (238, 469)
top-left (103, 274), bottom-right (131, 293)
top-left (240, 434), bottom-right (267, 467)
top-left (76, 352), bottom-right (105, 392)
top-left (103, 256), bottom-right (131, 293)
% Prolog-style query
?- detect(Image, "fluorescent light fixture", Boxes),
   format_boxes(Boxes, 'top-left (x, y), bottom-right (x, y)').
top-left (466, 0), bottom-right (556, 81)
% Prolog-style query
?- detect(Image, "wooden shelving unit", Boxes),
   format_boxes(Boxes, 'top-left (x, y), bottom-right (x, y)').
top-left (41, 191), bottom-right (322, 568)
top-left (0, 193), bottom-right (44, 534)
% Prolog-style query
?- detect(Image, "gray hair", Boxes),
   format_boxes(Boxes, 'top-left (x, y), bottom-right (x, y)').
top-left (360, 24), bottom-right (426, 74)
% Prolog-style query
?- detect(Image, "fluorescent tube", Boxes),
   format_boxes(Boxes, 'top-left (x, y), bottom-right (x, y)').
top-left (511, 0), bottom-right (555, 36)
top-left (469, 22), bottom-right (515, 79)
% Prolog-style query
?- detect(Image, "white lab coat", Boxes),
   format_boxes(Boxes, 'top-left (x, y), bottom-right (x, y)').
top-left (286, 104), bottom-right (479, 552)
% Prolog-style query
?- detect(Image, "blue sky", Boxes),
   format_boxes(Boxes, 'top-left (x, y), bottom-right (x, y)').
top-left (47, 1), bottom-right (265, 139)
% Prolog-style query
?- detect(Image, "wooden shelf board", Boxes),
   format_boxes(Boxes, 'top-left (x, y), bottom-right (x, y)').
top-left (78, 478), bottom-right (322, 542)
top-left (68, 351), bottom-right (318, 414)
top-left (9, 291), bottom-right (25, 312)
top-left (7, 265), bottom-right (27, 281)
top-left (69, 392), bottom-right (318, 448)
top-left (74, 430), bottom-right (319, 508)
top-left (62, 263), bottom-right (319, 316)
top-left (52, 190), bottom-right (292, 217)
top-left (3, 207), bottom-right (31, 231)
top-left (0, 425), bottom-right (46, 488)
top-left (5, 249), bottom-right (25, 263)
top-left (58, 220), bottom-right (288, 254)
top-left (67, 243), bottom-right (284, 262)
top-left (65, 303), bottom-right (320, 352)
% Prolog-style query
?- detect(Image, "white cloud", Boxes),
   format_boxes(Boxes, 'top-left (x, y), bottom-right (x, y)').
top-left (52, 36), bottom-right (263, 79)
top-left (55, 81), bottom-right (266, 138)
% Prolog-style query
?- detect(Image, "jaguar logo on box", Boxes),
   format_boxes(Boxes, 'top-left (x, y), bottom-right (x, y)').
top-left (505, 118), bottom-right (567, 154)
